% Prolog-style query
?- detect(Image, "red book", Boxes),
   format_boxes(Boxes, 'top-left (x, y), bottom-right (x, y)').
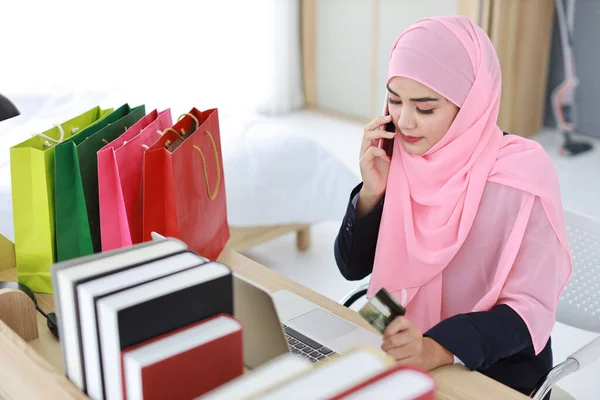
top-left (121, 314), bottom-right (243, 400)
top-left (329, 364), bottom-right (436, 400)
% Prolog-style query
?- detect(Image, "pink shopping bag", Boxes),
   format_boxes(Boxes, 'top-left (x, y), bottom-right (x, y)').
top-left (98, 109), bottom-right (173, 251)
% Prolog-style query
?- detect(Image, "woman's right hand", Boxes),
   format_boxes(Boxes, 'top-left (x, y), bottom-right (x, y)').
top-left (357, 115), bottom-right (395, 216)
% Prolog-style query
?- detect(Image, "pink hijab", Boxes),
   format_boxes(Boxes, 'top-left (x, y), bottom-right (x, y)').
top-left (368, 16), bottom-right (572, 354)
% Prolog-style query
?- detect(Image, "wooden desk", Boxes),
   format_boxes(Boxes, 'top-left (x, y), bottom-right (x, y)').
top-left (0, 247), bottom-right (528, 400)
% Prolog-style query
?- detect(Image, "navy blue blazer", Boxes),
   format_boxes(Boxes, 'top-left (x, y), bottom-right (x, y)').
top-left (334, 182), bottom-right (553, 398)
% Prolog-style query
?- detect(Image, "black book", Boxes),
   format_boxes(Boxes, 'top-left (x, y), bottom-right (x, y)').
top-left (78, 250), bottom-right (208, 399)
top-left (52, 238), bottom-right (190, 393)
top-left (96, 262), bottom-right (233, 400)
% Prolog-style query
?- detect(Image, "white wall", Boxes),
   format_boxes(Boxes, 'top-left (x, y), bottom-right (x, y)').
top-left (316, 0), bottom-right (373, 120)
top-left (0, 0), bottom-right (298, 114)
top-left (376, 0), bottom-right (457, 116)
top-left (314, 0), bottom-right (457, 120)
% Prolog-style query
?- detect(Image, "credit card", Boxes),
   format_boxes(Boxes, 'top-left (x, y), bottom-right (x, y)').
top-left (358, 287), bottom-right (406, 334)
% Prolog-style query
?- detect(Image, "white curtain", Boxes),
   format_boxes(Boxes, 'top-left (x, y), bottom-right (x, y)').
top-left (248, 0), bottom-right (305, 115)
top-left (0, 0), bottom-right (303, 116)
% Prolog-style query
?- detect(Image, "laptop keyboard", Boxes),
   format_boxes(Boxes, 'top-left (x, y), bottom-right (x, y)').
top-left (282, 324), bottom-right (338, 363)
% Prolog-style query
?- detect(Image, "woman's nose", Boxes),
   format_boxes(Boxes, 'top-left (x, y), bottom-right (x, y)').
top-left (397, 110), bottom-right (416, 130)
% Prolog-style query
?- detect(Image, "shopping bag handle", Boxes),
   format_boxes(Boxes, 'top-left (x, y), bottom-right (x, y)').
top-left (34, 124), bottom-right (78, 148)
top-left (162, 128), bottom-right (184, 140)
top-left (193, 131), bottom-right (221, 200)
top-left (141, 130), bottom-right (164, 150)
top-left (177, 112), bottom-right (200, 132)
top-left (160, 113), bottom-right (201, 147)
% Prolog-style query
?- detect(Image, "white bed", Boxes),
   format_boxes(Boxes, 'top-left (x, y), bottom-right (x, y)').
top-left (0, 91), bottom-right (359, 253)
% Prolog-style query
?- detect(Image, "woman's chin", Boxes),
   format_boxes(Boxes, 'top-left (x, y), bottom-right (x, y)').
top-left (401, 140), bottom-right (429, 155)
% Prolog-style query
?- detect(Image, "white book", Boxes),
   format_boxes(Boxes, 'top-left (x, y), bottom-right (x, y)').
top-left (97, 263), bottom-right (232, 400)
top-left (256, 348), bottom-right (392, 400)
top-left (78, 251), bottom-right (206, 400)
top-left (340, 369), bottom-right (435, 399)
top-left (200, 354), bottom-right (312, 400)
top-left (52, 239), bottom-right (188, 392)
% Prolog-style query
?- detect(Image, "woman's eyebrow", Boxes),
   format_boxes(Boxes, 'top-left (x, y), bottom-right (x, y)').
top-left (387, 84), bottom-right (438, 102)
top-left (386, 84), bottom-right (400, 97)
top-left (410, 97), bottom-right (438, 102)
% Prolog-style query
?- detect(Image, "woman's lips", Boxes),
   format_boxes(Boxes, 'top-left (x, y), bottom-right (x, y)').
top-left (401, 134), bottom-right (423, 144)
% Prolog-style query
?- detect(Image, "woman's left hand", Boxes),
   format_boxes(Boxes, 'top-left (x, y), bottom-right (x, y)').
top-left (381, 316), bottom-right (454, 371)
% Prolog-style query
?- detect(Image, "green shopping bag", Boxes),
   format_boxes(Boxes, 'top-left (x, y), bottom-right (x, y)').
top-left (10, 106), bottom-right (113, 293)
top-left (54, 104), bottom-right (146, 262)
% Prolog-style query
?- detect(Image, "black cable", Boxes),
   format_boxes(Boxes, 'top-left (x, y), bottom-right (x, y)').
top-left (36, 304), bottom-right (49, 319)
top-left (0, 281), bottom-right (38, 305)
top-left (0, 281), bottom-right (59, 338)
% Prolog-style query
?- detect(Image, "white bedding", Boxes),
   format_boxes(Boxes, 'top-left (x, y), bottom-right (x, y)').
top-left (220, 113), bottom-right (359, 227)
top-left (0, 176), bottom-right (12, 241)
top-left (0, 92), bottom-right (359, 241)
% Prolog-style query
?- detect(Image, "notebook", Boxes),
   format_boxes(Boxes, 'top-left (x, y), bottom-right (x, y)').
top-left (96, 262), bottom-right (233, 400)
top-left (77, 250), bottom-right (207, 399)
top-left (51, 238), bottom-right (188, 392)
top-left (255, 347), bottom-right (394, 399)
top-left (122, 314), bottom-right (243, 400)
top-left (330, 365), bottom-right (436, 400)
top-left (201, 353), bottom-right (312, 400)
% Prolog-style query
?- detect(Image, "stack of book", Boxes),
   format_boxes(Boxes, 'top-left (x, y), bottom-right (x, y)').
top-left (201, 347), bottom-right (436, 400)
top-left (52, 236), bottom-right (436, 400)
top-left (52, 237), bottom-right (243, 400)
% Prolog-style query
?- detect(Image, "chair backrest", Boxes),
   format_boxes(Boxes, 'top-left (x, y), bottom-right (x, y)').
top-left (557, 209), bottom-right (600, 333)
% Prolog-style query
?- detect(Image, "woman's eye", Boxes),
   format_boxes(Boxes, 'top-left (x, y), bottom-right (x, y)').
top-left (417, 108), bottom-right (433, 115)
top-left (388, 98), bottom-right (402, 105)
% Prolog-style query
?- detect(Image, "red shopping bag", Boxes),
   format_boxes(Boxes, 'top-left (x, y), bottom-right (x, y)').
top-left (142, 108), bottom-right (229, 260)
top-left (98, 109), bottom-right (173, 251)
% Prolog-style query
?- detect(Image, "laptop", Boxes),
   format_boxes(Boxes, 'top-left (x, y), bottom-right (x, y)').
top-left (232, 274), bottom-right (382, 369)
top-left (149, 232), bottom-right (383, 369)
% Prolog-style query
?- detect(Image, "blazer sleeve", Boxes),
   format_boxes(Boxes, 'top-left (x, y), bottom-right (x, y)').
top-left (424, 304), bottom-right (533, 370)
top-left (333, 182), bottom-right (384, 281)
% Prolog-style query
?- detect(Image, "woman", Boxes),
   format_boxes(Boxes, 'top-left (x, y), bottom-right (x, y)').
top-left (334, 16), bottom-right (572, 397)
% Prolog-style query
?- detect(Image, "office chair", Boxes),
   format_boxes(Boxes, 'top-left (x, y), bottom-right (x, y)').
top-left (339, 209), bottom-right (600, 400)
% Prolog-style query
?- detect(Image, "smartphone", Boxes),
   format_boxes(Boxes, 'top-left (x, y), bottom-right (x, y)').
top-left (377, 119), bottom-right (395, 158)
